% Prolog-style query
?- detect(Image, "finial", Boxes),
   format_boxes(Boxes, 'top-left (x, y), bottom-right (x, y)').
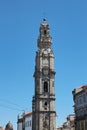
top-left (43, 18), bottom-right (47, 25)
top-left (43, 18), bottom-right (46, 22)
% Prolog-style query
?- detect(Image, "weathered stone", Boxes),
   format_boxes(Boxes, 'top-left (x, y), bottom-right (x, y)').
top-left (32, 19), bottom-right (56, 130)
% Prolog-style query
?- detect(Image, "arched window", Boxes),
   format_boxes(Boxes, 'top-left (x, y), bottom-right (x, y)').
top-left (44, 81), bottom-right (48, 92)
top-left (45, 102), bottom-right (47, 106)
top-left (44, 30), bottom-right (47, 35)
top-left (44, 101), bottom-right (47, 110)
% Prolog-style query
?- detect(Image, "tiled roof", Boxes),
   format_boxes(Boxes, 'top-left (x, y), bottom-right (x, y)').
top-left (24, 111), bottom-right (32, 117)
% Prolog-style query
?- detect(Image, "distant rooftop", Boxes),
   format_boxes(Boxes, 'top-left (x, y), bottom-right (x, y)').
top-left (18, 111), bottom-right (32, 119)
top-left (73, 85), bottom-right (87, 94)
top-left (24, 111), bottom-right (32, 117)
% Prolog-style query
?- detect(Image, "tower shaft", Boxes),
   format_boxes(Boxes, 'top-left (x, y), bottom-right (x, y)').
top-left (32, 19), bottom-right (56, 130)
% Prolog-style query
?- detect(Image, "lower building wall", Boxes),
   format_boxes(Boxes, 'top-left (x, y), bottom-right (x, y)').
top-left (17, 112), bottom-right (32, 130)
top-left (17, 123), bottom-right (22, 130)
top-left (25, 115), bottom-right (32, 130)
top-left (76, 119), bottom-right (87, 130)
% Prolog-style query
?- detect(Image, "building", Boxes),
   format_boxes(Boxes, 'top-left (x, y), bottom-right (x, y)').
top-left (5, 122), bottom-right (13, 130)
top-left (0, 122), bottom-right (13, 130)
top-left (0, 127), bottom-right (4, 130)
top-left (17, 111), bottom-right (32, 130)
top-left (32, 18), bottom-right (56, 130)
top-left (17, 115), bottom-right (23, 130)
top-left (66, 114), bottom-right (75, 130)
top-left (72, 85), bottom-right (87, 130)
top-left (57, 114), bottom-right (75, 130)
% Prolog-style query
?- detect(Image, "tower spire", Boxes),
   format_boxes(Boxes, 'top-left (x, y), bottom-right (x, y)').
top-left (37, 19), bottom-right (52, 50)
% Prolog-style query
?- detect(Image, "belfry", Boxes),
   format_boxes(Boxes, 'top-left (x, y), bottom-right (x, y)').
top-left (32, 19), bottom-right (56, 130)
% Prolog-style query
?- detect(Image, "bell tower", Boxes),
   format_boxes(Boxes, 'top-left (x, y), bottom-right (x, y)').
top-left (32, 19), bottom-right (56, 130)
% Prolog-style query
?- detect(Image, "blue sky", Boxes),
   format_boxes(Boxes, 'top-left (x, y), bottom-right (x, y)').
top-left (0, 0), bottom-right (87, 129)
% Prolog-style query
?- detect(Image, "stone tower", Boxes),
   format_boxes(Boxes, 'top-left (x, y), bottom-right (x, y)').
top-left (32, 19), bottom-right (56, 130)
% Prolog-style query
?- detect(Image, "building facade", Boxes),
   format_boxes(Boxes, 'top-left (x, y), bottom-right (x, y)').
top-left (57, 114), bottom-right (75, 130)
top-left (17, 111), bottom-right (32, 130)
top-left (72, 85), bottom-right (87, 130)
top-left (32, 19), bottom-right (56, 130)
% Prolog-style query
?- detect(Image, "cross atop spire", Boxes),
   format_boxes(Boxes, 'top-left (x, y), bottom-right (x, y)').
top-left (43, 18), bottom-right (46, 22)
top-left (42, 18), bottom-right (47, 26)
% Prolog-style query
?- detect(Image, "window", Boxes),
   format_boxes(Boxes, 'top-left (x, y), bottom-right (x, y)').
top-left (44, 30), bottom-right (47, 35)
top-left (30, 120), bottom-right (31, 126)
top-left (44, 82), bottom-right (48, 92)
top-left (44, 102), bottom-right (47, 110)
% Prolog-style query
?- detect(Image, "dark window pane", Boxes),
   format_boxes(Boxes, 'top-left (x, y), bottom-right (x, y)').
top-left (44, 82), bottom-right (48, 92)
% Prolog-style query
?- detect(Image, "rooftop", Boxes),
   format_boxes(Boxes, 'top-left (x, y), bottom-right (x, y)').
top-left (73, 85), bottom-right (87, 94)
